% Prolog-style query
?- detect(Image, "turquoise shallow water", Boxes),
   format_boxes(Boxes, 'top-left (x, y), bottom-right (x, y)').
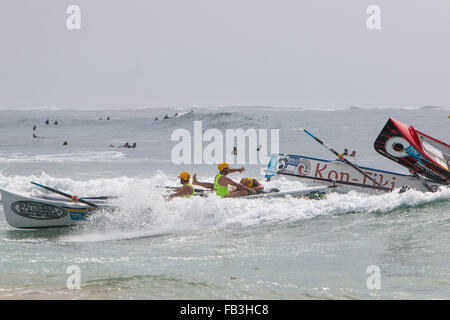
top-left (0, 106), bottom-right (449, 299)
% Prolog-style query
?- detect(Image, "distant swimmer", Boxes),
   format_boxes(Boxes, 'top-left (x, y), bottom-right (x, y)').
top-left (240, 177), bottom-right (264, 195)
top-left (343, 148), bottom-right (349, 156)
top-left (164, 114), bottom-right (169, 119)
top-left (155, 117), bottom-right (158, 121)
top-left (54, 121), bottom-right (58, 125)
top-left (33, 125), bottom-right (36, 131)
top-left (45, 119), bottom-right (49, 125)
top-left (131, 143), bottom-right (136, 148)
top-left (122, 142), bottom-right (130, 148)
top-left (63, 141), bottom-right (68, 146)
top-left (32, 133), bottom-right (38, 138)
top-left (350, 150), bottom-right (356, 157)
top-left (256, 145), bottom-right (262, 152)
top-left (107, 117), bottom-right (110, 120)
top-left (192, 162), bottom-right (256, 198)
top-left (168, 172), bottom-right (195, 200)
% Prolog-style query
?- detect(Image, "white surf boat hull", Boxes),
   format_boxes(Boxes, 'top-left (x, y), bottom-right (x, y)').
top-left (244, 185), bottom-right (329, 199)
top-left (0, 188), bottom-right (103, 229)
top-left (265, 154), bottom-right (447, 193)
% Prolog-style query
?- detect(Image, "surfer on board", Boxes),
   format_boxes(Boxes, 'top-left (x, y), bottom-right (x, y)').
top-left (192, 162), bottom-right (257, 198)
top-left (168, 172), bottom-right (195, 199)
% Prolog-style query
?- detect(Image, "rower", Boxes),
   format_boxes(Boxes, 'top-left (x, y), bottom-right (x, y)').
top-left (168, 172), bottom-right (195, 199)
top-left (240, 177), bottom-right (264, 195)
top-left (192, 162), bottom-right (256, 198)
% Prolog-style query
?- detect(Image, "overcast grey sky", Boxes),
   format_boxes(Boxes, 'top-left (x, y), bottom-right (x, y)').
top-left (0, 0), bottom-right (449, 109)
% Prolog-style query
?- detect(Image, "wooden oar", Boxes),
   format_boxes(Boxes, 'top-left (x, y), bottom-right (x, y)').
top-left (81, 196), bottom-right (119, 200)
top-left (303, 129), bottom-right (389, 190)
top-left (31, 182), bottom-right (99, 208)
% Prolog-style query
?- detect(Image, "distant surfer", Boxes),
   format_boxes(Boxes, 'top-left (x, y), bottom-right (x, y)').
top-left (232, 146), bottom-right (237, 155)
top-left (174, 113), bottom-right (178, 117)
top-left (192, 162), bottom-right (256, 198)
top-left (164, 114), bottom-right (169, 119)
top-left (32, 133), bottom-right (38, 138)
top-left (45, 119), bottom-right (49, 125)
top-left (54, 120), bottom-right (58, 125)
top-left (33, 125), bottom-right (36, 131)
top-left (168, 172), bottom-right (195, 199)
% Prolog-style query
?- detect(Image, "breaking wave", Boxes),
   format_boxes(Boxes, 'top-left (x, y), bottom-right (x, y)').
top-left (1, 172), bottom-right (448, 242)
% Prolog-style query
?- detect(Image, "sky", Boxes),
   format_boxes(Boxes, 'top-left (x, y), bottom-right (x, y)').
top-left (0, 0), bottom-right (449, 110)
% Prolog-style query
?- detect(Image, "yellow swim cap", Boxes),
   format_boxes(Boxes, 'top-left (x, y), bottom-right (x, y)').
top-left (178, 171), bottom-right (190, 181)
top-left (218, 162), bottom-right (229, 172)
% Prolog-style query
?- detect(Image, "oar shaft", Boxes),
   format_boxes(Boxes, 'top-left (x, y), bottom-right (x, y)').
top-left (31, 182), bottom-right (99, 208)
top-left (303, 129), bottom-right (385, 188)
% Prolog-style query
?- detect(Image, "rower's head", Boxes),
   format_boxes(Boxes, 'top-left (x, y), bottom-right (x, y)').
top-left (218, 162), bottom-right (230, 175)
top-left (178, 171), bottom-right (190, 185)
top-left (240, 177), bottom-right (253, 188)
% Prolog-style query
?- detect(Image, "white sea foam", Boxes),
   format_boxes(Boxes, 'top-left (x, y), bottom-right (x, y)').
top-left (18, 174), bottom-right (441, 243)
top-left (0, 151), bottom-right (128, 163)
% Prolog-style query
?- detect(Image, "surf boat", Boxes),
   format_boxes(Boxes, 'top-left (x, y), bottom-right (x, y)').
top-left (264, 154), bottom-right (447, 193)
top-left (265, 119), bottom-right (449, 193)
top-left (0, 183), bottom-right (328, 229)
top-left (0, 188), bottom-right (114, 229)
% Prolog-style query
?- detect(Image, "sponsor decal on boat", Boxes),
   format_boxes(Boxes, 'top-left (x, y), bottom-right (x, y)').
top-left (10, 201), bottom-right (68, 220)
top-left (297, 159), bottom-right (311, 175)
top-left (278, 155), bottom-right (397, 188)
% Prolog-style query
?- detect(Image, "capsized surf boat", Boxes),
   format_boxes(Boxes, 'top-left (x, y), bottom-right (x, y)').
top-left (374, 118), bottom-right (450, 184)
top-left (266, 118), bottom-right (449, 193)
top-left (264, 154), bottom-right (446, 193)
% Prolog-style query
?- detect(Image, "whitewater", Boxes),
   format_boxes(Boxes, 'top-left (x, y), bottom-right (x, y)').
top-left (0, 106), bottom-right (449, 299)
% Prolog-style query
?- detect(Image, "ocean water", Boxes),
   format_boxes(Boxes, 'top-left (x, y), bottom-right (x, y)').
top-left (0, 106), bottom-right (449, 299)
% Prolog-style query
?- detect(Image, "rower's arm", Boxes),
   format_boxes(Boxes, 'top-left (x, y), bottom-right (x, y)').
top-left (253, 179), bottom-right (264, 192)
top-left (168, 186), bottom-right (188, 200)
top-left (227, 167), bottom-right (245, 174)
